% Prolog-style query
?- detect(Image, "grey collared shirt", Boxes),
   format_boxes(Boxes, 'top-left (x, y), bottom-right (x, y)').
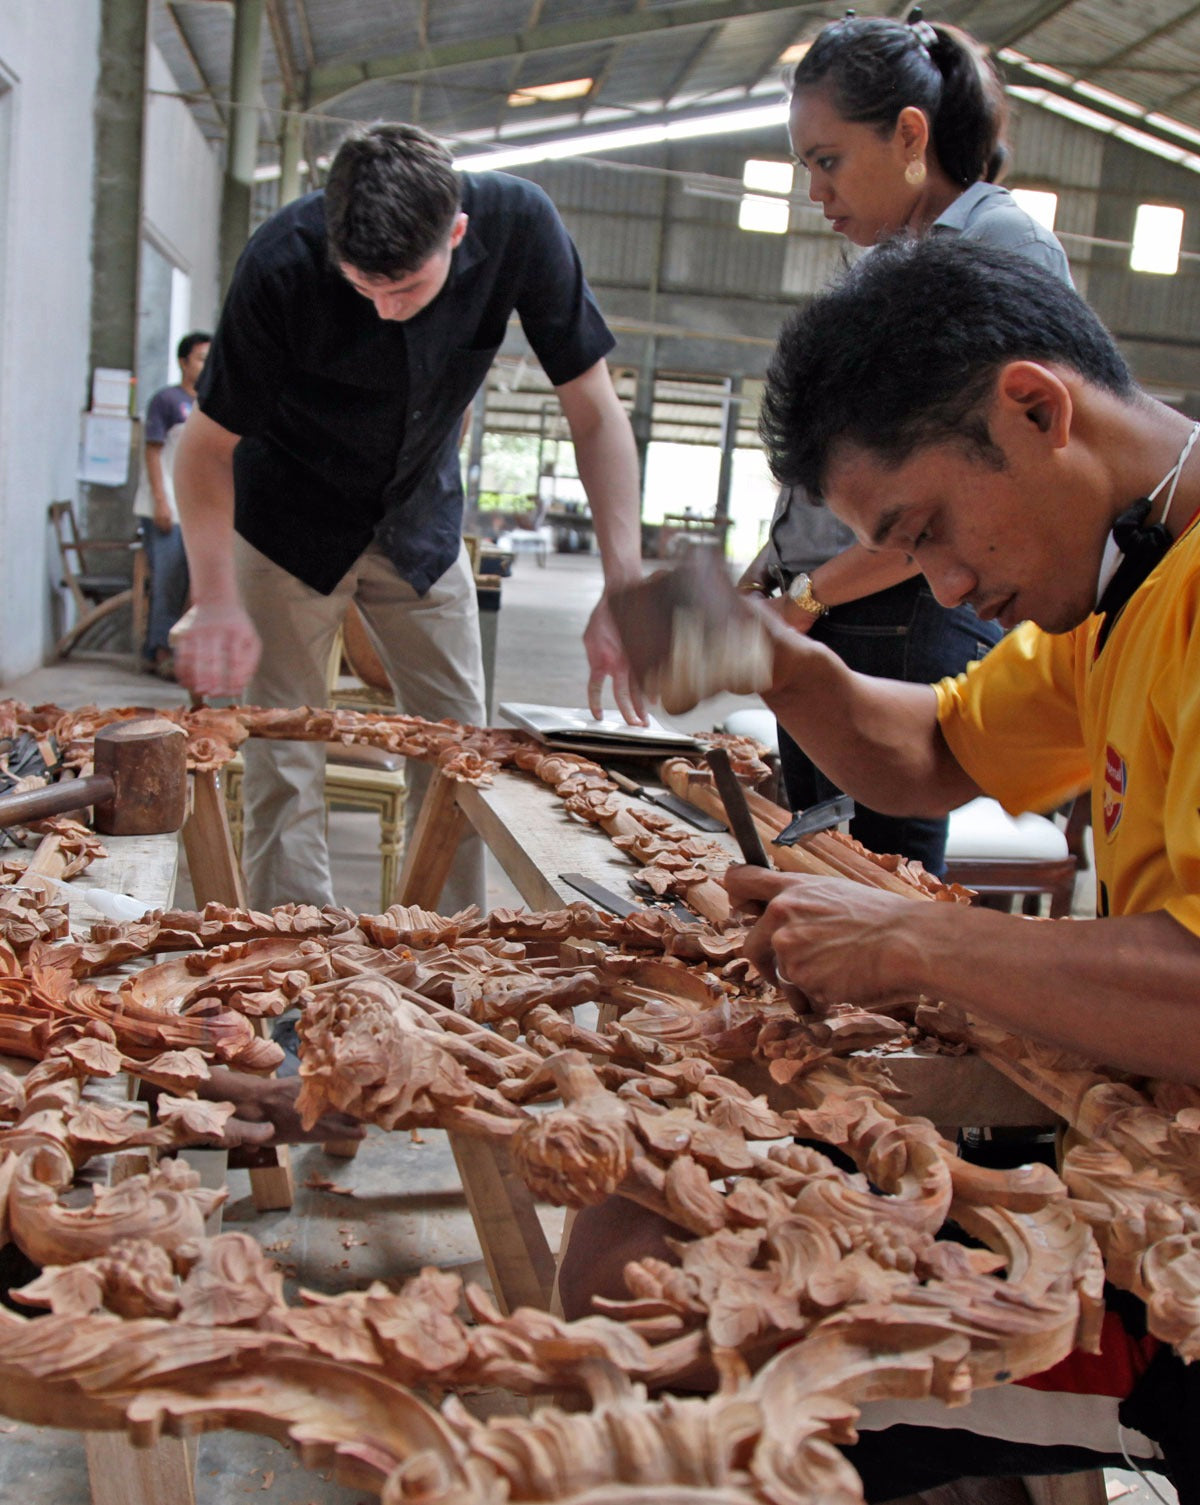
top-left (769, 181), bottom-right (1074, 579)
top-left (929, 179), bottom-right (1074, 286)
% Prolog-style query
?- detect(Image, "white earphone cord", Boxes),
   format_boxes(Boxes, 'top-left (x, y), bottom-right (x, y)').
top-left (1116, 1422), bottom-right (1172, 1504)
top-left (1149, 420), bottom-right (1200, 528)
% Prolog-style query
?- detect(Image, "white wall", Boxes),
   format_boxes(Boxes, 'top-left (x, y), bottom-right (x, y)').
top-left (0, 1), bottom-right (101, 681)
top-left (142, 41), bottom-right (221, 335)
top-left (0, 19), bottom-right (222, 682)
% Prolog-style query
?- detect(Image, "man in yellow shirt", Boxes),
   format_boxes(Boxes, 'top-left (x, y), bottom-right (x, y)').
top-left (564, 236), bottom-right (1200, 1495)
top-left (732, 235), bottom-right (1200, 1087)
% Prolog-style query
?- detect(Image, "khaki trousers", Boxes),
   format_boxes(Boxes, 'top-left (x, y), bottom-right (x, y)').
top-left (235, 535), bottom-right (487, 913)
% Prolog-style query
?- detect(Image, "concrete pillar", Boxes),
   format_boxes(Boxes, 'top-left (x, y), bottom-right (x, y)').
top-left (714, 374), bottom-right (742, 534)
top-left (219, 0), bottom-right (265, 296)
top-left (278, 100), bottom-right (306, 206)
top-left (86, 0), bottom-right (150, 542)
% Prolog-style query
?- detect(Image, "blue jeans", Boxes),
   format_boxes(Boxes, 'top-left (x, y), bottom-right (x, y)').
top-left (778, 576), bottom-right (1003, 875)
top-left (139, 521), bottom-right (189, 658)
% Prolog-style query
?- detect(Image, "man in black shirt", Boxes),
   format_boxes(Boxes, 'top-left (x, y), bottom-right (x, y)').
top-left (173, 124), bottom-right (643, 911)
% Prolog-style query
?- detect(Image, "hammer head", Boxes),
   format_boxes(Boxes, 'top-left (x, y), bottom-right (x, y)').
top-left (93, 718), bottom-right (188, 835)
top-left (606, 548), bottom-right (774, 714)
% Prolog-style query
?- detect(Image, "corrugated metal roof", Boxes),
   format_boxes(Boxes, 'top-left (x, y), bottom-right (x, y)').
top-left (153, 0), bottom-right (1200, 153)
top-left (151, 1), bottom-right (1200, 402)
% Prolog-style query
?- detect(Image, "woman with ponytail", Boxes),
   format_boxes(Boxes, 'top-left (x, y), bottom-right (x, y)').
top-left (744, 10), bottom-right (1071, 877)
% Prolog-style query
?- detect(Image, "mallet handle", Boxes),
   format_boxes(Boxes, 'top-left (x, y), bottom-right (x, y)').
top-left (0, 774), bottom-right (114, 830)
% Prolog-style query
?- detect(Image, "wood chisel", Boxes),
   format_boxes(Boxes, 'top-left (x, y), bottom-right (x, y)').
top-left (605, 766), bottom-right (727, 832)
top-left (703, 746), bottom-right (771, 867)
top-left (773, 793), bottom-right (856, 846)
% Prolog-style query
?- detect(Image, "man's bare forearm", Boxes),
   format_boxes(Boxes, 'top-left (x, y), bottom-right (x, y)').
top-left (557, 362), bottom-right (642, 588)
top-left (174, 407), bottom-right (242, 605)
top-left (144, 444), bottom-right (169, 515)
top-left (891, 904), bottom-right (1200, 1081)
top-left (808, 542), bottom-right (920, 607)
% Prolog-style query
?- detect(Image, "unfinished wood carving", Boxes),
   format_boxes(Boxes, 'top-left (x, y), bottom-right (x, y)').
top-left (0, 888), bottom-right (1192, 1500)
top-left (0, 697), bottom-right (1197, 1498)
top-left (0, 696), bottom-right (773, 798)
top-left (0, 1052), bottom-right (1100, 1505)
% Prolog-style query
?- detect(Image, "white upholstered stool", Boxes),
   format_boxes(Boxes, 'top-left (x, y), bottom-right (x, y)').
top-left (944, 796), bottom-right (1079, 918)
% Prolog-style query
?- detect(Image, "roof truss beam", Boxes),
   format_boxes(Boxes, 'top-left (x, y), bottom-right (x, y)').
top-left (307, 0), bottom-right (821, 109)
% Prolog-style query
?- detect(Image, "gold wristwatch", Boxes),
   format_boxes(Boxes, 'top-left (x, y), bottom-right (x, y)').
top-left (785, 571), bottom-right (828, 616)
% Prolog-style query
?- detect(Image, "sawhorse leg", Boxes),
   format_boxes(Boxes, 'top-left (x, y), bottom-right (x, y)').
top-left (450, 1134), bottom-right (557, 1315)
top-left (398, 770), bottom-right (557, 1312)
top-left (86, 1433), bottom-right (196, 1505)
top-left (394, 764), bottom-right (472, 909)
top-left (182, 769), bottom-right (294, 1212)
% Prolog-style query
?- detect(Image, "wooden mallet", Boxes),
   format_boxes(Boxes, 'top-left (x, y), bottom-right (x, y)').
top-left (0, 718), bottom-right (188, 835)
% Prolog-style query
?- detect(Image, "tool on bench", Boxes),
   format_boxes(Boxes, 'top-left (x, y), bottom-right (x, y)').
top-left (558, 871), bottom-right (697, 925)
top-left (0, 718), bottom-right (188, 835)
top-left (559, 872), bottom-right (645, 917)
top-left (40, 875), bottom-right (147, 922)
top-left (704, 746), bottom-right (771, 868)
top-left (627, 876), bottom-right (701, 925)
top-left (605, 765), bottom-right (727, 832)
top-left (774, 793), bottom-right (856, 847)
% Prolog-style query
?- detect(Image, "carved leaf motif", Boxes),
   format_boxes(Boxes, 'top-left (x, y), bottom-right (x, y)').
top-left (177, 1233), bottom-right (286, 1326)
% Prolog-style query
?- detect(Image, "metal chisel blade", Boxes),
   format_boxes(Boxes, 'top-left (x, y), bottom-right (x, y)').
top-left (774, 793), bottom-right (856, 846)
top-left (704, 746), bottom-right (771, 867)
top-left (558, 872), bottom-right (644, 917)
top-left (604, 765), bottom-right (726, 831)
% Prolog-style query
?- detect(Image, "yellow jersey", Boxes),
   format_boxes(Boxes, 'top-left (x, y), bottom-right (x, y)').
top-left (935, 513), bottom-right (1200, 933)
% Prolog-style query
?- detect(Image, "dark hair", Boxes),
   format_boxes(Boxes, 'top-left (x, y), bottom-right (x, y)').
top-left (324, 123), bottom-right (461, 277)
top-left (176, 330), bottom-right (211, 362)
top-left (759, 237), bottom-right (1135, 498)
top-left (789, 14), bottom-right (1009, 187)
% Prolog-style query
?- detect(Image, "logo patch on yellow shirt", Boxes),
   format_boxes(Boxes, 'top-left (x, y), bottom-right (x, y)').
top-left (1102, 744), bottom-right (1127, 837)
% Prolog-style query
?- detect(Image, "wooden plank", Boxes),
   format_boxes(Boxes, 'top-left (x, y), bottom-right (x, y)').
top-left (456, 780), bottom-right (573, 910)
top-left (86, 1432), bottom-right (196, 1505)
top-left (83, 832), bottom-right (179, 916)
top-left (75, 834), bottom-right (200, 1504)
top-left (175, 1149), bottom-right (227, 1238)
top-left (182, 774), bottom-right (291, 1209)
top-left (181, 769), bottom-right (245, 909)
top-left (449, 1133), bottom-right (557, 1314)
top-left (245, 1144), bottom-right (295, 1211)
top-left (395, 766), bottom-right (471, 910)
top-left (458, 769), bottom-right (742, 913)
top-left (243, 1019), bottom-right (295, 1214)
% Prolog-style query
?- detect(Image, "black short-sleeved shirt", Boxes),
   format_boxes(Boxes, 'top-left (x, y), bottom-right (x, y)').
top-left (197, 172), bottom-right (615, 595)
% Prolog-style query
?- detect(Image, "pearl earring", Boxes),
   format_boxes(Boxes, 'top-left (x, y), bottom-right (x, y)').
top-left (905, 158), bottom-right (927, 186)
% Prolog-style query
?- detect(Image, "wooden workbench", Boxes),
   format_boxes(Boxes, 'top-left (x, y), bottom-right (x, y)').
top-left (417, 764), bottom-right (1056, 1130)
top-left (458, 764), bottom-right (744, 911)
top-left (64, 829), bottom-right (179, 927)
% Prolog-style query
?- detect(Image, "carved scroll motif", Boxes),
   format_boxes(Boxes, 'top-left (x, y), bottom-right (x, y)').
top-left (0, 708), bottom-right (1195, 1498)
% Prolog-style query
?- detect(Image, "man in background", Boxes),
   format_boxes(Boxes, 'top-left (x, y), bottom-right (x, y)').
top-left (133, 330), bottom-right (210, 679)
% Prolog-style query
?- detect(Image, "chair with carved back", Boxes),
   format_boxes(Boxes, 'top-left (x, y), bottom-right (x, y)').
top-left (49, 499), bottom-right (147, 659)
